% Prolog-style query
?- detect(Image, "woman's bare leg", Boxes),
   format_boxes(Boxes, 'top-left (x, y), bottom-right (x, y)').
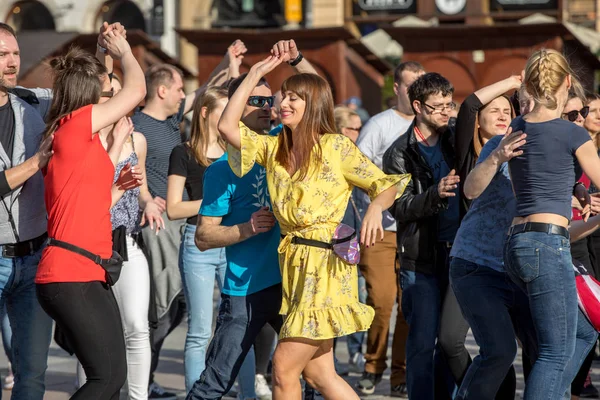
top-left (302, 339), bottom-right (360, 400)
top-left (272, 338), bottom-right (321, 400)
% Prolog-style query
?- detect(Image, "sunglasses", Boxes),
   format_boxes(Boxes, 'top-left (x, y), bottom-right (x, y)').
top-left (101, 89), bottom-right (114, 98)
top-left (247, 96), bottom-right (274, 108)
top-left (562, 106), bottom-right (589, 122)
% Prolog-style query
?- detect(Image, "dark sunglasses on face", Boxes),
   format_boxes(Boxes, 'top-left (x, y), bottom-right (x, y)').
top-left (247, 96), bottom-right (275, 108)
top-left (562, 106), bottom-right (590, 122)
top-left (101, 88), bottom-right (114, 98)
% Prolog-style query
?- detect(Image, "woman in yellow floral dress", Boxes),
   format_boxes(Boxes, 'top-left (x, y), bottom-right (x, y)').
top-left (218, 54), bottom-right (411, 399)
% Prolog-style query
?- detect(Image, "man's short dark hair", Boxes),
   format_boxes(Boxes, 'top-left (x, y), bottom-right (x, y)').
top-left (145, 64), bottom-right (183, 101)
top-left (227, 73), bottom-right (269, 99)
top-left (408, 72), bottom-right (454, 113)
top-left (0, 23), bottom-right (16, 39)
top-left (393, 61), bottom-right (424, 84)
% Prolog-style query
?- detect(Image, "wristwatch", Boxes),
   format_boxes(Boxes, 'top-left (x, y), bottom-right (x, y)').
top-left (289, 52), bottom-right (303, 67)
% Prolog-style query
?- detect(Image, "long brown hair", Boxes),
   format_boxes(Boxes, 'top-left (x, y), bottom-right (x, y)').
top-left (188, 87), bottom-right (228, 167)
top-left (586, 93), bottom-right (600, 149)
top-left (276, 74), bottom-right (337, 181)
top-left (473, 95), bottom-right (516, 157)
top-left (44, 47), bottom-right (107, 139)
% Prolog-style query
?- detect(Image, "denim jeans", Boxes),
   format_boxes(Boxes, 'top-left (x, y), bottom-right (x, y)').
top-left (504, 230), bottom-right (578, 400)
top-left (0, 244), bottom-right (52, 400)
top-left (186, 283), bottom-right (284, 400)
top-left (399, 264), bottom-right (453, 400)
top-left (561, 309), bottom-right (598, 399)
top-left (450, 258), bottom-right (538, 400)
top-left (179, 224), bottom-right (228, 393)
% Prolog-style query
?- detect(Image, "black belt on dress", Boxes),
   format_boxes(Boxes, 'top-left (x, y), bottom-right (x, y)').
top-left (507, 222), bottom-right (569, 239)
top-left (2, 232), bottom-right (48, 258)
top-left (280, 233), bottom-right (355, 250)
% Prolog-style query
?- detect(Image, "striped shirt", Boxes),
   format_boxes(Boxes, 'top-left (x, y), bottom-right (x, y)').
top-left (131, 101), bottom-right (186, 199)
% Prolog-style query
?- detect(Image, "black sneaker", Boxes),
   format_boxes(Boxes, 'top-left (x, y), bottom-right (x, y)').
top-left (390, 383), bottom-right (408, 398)
top-left (148, 382), bottom-right (177, 400)
top-left (581, 382), bottom-right (600, 398)
top-left (356, 372), bottom-right (382, 395)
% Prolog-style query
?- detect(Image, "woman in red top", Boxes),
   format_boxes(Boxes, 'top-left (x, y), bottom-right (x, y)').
top-left (35, 29), bottom-right (146, 400)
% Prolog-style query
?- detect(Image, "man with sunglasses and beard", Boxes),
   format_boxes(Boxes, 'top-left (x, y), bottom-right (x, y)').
top-left (187, 40), bottom-right (318, 400)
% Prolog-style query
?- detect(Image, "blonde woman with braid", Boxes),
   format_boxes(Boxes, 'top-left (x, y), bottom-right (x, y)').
top-left (503, 49), bottom-right (600, 399)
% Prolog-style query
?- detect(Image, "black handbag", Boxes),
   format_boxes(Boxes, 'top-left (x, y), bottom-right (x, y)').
top-left (47, 238), bottom-right (124, 286)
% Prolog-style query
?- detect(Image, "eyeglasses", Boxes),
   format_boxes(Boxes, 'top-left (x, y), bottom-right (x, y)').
top-left (562, 106), bottom-right (590, 122)
top-left (247, 96), bottom-right (275, 108)
top-left (423, 102), bottom-right (457, 114)
top-left (101, 89), bottom-right (114, 98)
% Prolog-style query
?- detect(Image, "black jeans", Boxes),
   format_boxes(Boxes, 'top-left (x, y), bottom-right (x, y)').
top-left (37, 282), bottom-right (127, 400)
top-left (187, 283), bottom-right (283, 400)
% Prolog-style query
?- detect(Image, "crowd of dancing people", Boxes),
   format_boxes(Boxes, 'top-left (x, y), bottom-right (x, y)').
top-left (1, 17), bottom-right (600, 400)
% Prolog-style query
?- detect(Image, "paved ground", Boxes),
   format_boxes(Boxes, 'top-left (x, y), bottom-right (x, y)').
top-left (1, 300), bottom-right (599, 399)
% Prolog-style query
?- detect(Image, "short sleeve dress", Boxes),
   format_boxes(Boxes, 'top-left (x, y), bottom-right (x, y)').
top-left (228, 122), bottom-right (411, 340)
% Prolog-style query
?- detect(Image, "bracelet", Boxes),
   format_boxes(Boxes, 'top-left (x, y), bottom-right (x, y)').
top-left (289, 52), bottom-right (303, 67)
top-left (97, 43), bottom-right (108, 54)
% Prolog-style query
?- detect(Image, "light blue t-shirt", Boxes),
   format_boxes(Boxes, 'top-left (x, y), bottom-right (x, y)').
top-left (200, 152), bottom-right (281, 296)
top-left (450, 135), bottom-right (515, 271)
top-left (418, 141), bottom-right (460, 242)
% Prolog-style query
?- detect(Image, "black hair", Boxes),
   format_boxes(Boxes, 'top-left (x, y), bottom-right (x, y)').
top-left (408, 72), bottom-right (454, 114)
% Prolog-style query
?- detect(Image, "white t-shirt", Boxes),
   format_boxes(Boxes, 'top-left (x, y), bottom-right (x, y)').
top-left (355, 108), bottom-right (413, 231)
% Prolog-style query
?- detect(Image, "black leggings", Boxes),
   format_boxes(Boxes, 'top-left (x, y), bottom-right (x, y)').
top-left (37, 281), bottom-right (127, 400)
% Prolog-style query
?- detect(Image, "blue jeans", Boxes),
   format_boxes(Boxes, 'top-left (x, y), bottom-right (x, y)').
top-left (1, 305), bottom-right (12, 364)
top-left (562, 310), bottom-right (598, 399)
top-left (399, 266), bottom-right (453, 400)
top-left (0, 245), bottom-right (52, 400)
top-left (187, 283), bottom-right (284, 400)
top-left (450, 258), bottom-right (538, 400)
top-left (504, 230), bottom-right (578, 400)
top-left (179, 224), bottom-right (228, 392)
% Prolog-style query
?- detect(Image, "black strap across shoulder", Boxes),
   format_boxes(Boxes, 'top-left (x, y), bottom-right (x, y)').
top-left (47, 238), bottom-right (113, 266)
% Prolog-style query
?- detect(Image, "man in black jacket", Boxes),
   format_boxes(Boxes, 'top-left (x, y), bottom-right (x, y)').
top-left (382, 72), bottom-right (462, 400)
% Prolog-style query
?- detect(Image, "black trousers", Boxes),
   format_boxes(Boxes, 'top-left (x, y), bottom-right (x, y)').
top-left (37, 281), bottom-right (127, 400)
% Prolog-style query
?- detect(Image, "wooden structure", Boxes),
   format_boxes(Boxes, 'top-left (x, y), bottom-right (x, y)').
top-left (176, 27), bottom-right (392, 116)
top-left (17, 29), bottom-right (193, 89)
top-left (383, 22), bottom-right (600, 102)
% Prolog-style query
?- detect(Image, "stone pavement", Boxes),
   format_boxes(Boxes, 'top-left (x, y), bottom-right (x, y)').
top-left (0, 302), bottom-right (599, 399)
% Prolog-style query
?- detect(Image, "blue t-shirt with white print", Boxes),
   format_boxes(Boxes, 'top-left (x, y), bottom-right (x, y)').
top-left (199, 128), bottom-right (282, 296)
top-left (450, 135), bottom-right (515, 271)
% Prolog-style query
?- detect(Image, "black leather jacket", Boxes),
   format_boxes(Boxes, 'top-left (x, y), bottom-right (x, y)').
top-left (382, 120), bottom-right (462, 274)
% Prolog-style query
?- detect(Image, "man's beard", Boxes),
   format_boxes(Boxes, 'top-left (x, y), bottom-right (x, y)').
top-left (422, 117), bottom-right (448, 135)
top-left (0, 74), bottom-right (17, 91)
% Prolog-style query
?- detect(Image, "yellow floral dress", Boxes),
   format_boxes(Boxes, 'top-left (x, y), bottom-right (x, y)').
top-left (228, 122), bottom-right (411, 340)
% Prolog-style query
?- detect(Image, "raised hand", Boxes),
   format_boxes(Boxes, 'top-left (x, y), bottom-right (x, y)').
top-left (438, 169), bottom-right (460, 198)
top-left (249, 55), bottom-right (284, 79)
top-left (103, 30), bottom-right (131, 60)
top-left (98, 21), bottom-right (127, 48)
top-left (271, 39), bottom-right (299, 63)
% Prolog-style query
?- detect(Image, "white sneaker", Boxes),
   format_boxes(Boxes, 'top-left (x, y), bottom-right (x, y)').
top-left (255, 374), bottom-right (272, 399)
top-left (349, 352), bottom-right (366, 373)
